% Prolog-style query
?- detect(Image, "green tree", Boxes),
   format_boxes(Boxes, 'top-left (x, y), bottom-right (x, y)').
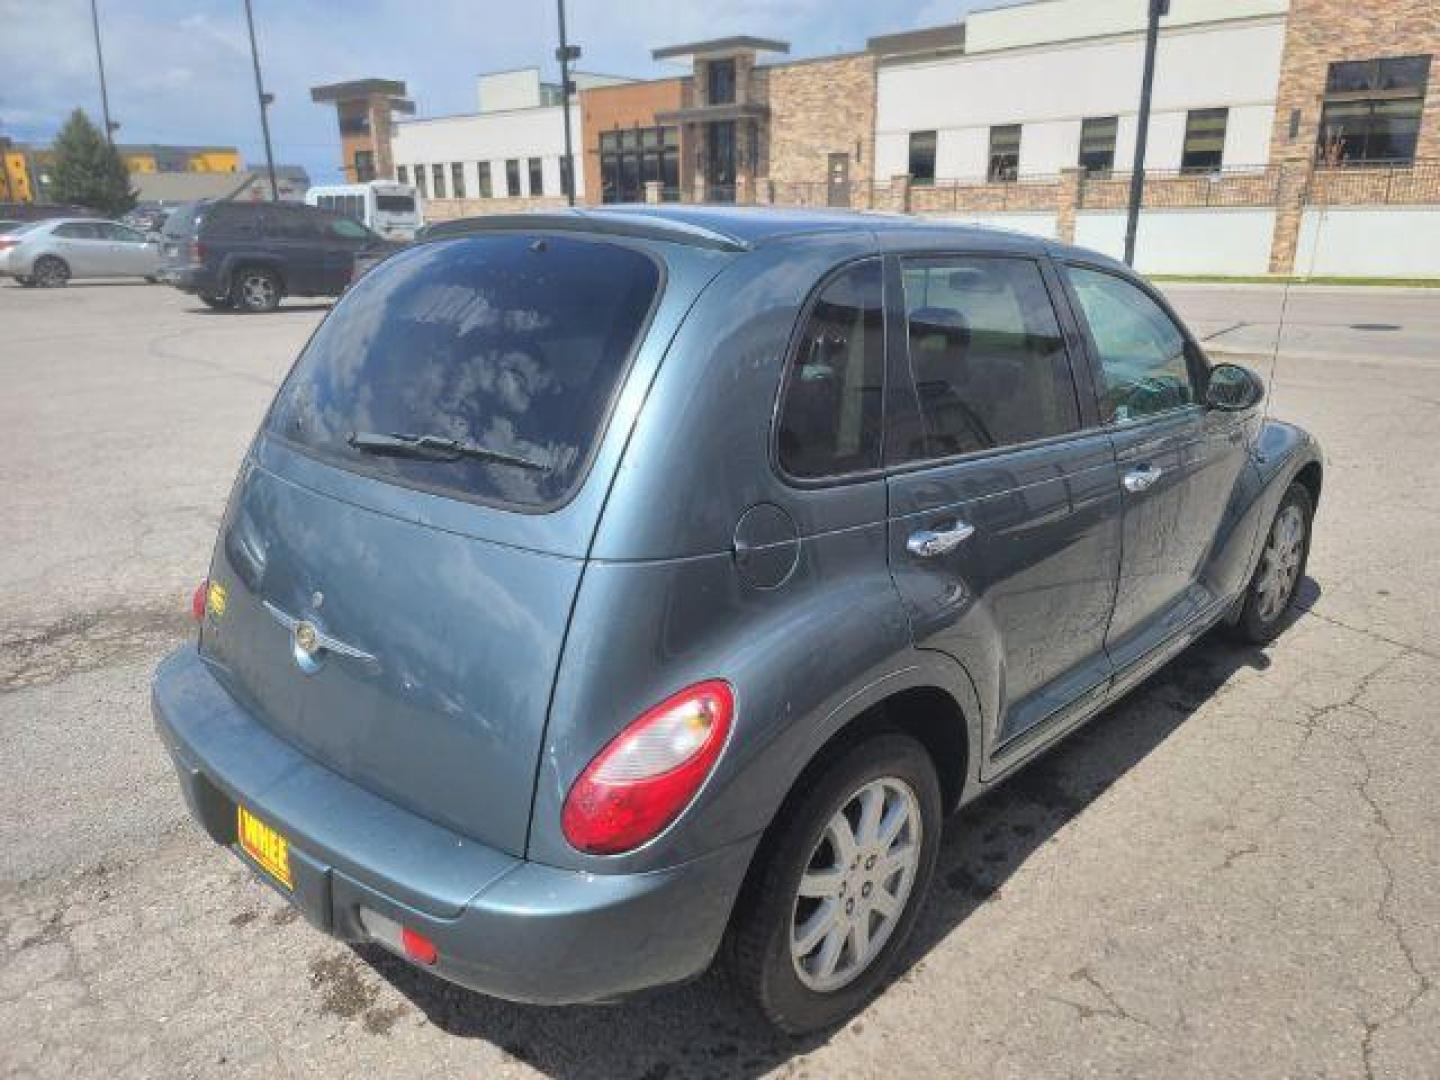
top-left (47, 108), bottom-right (136, 216)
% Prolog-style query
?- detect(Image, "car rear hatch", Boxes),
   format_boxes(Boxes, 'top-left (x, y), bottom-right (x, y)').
top-left (198, 231), bottom-right (679, 857)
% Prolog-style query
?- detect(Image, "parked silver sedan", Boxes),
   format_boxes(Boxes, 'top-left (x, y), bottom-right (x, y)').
top-left (0, 218), bottom-right (163, 287)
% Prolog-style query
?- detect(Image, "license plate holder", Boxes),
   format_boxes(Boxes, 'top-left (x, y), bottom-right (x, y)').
top-left (237, 804), bottom-right (293, 890)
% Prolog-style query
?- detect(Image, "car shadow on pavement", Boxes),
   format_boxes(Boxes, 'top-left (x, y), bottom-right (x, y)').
top-left (354, 577), bottom-right (1319, 1078)
top-left (185, 302), bottom-right (334, 315)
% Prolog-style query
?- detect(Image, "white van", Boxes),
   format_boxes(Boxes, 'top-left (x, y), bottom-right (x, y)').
top-left (306, 181), bottom-right (423, 240)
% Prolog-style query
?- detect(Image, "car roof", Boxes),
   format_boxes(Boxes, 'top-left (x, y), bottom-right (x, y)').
top-left (425, 204), bottom-right (1112, 262)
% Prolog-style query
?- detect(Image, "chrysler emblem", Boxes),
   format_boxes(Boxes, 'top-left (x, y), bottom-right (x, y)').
top-left (262, 600), bottom-right (377, 676)
top-left (294, 620), bottom-right (320, 656)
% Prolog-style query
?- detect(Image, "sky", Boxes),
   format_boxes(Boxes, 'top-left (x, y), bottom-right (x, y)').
top-left (0, 0), bottom-right (977, 185)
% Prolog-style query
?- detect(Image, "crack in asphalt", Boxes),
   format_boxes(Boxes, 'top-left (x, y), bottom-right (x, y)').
top-left (0, 605), bottom-right (192, 693)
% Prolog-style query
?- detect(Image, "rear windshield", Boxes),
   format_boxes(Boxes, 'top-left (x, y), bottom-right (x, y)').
top-left (161, 204), bottom-right (203, 238)
top-left (376, 194), bottom-right (416, 213)
top-left (267, 233), bottom-right (661, 509)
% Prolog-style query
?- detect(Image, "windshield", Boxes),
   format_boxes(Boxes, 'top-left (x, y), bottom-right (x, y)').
top-left (375, 194), bottom-right (416, 213)
top-left (266, 233), bottom-right (661, 509)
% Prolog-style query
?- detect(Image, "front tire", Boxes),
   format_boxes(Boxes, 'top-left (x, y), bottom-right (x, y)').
top-left (1230, 481), bottom-right (1313, 645)
top-left (33, 256), bottom-right (70, 288)
top-left (230, 266), bottom-right (281, 312)
top-left (726, 733), bottom-right (942, 1034)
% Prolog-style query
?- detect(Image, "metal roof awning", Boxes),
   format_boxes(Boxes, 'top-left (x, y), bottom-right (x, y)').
top-left (651, 36), bottom-right (789, 62)
top-left (655, 102), bottom-right (769, 124)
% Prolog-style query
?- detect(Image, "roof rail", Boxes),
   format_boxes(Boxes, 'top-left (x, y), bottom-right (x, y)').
top-left (420, 210), bottom-right (750, 252)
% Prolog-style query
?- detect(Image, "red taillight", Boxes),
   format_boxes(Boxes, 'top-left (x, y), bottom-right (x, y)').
top-left (401, 927), bottom-right (438, 966)
top-left (188, 239), bottom-right (204, 265)
top-left (0, 239), bottom-right (16, 251)
top-left (561, 680), bottom-right (734, 855)
top-left (191, 579), bottom-right (208, 622)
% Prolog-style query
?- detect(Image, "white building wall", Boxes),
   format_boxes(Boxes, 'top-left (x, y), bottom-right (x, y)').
top-left (875, 16), bottom-right (1286, 179)
top-left (1072, 208), bottom-right (1277, 273)
top-left (392, 105), bottom-right (585, 201)
top-left (1295, 208), bottom-right (1440, 277)
top-left (964, 0), bottom-right (1289, 52)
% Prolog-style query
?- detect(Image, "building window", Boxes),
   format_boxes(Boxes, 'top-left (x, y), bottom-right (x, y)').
top-left (431, 163), bottom-right (446, 198)
top-left (505, 159), bottom-right (520, 197)
top-left (1078, 116), bottom-right (1117, 173)
top-left (708, 58), bottom-right (736, 105)
top-left (599, 126), bottom-right (678, 203)
top-left (560, 155), bottom-right (573, 199)
top-left (1317, 55), bottom-right (1430, 164)
top-left (988, 125), bottom-right (1021, 182)
top-left (354, 149), bottom-right (376, 182)
top-left (478, 161), bottom-right (493, 198)
top-left (529, 157), bottom-right (544, 196)
top-left (414, 165), bottom-right (427, 198)
top-left (1181, 108), bottom-right (1228, 173)
top-left (908, 131), bottom-right (936, 185)
top-left (451, 162), bottom-right (465, 199)
top-left (397, 165), bottom-right (408, 185)
top-left (338, 113), bottom-right (370, 136)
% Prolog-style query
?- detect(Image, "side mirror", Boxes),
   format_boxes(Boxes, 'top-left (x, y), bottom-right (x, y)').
top-left (1205, 362), bottom-right (1264, 411)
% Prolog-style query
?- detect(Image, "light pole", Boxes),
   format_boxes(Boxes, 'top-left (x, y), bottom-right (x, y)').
top-left (555, 0), bottom-right (580, 207)
top-left (242, 0), bottom-right (280, 201)
top-left (1123, 0), bottom-right (1167, 266)
top-left (89, 0), bottom-right (119, 143)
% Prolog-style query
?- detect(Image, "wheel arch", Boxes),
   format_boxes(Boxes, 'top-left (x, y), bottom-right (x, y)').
top-left (1293, 458), bottom-right (1323, 514)
top-left (223, 256), bottom-right (286, 296)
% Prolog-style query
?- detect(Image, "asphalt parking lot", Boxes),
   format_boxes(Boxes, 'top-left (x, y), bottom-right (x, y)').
top-left (2, 279), bottom-right (1437, 1079)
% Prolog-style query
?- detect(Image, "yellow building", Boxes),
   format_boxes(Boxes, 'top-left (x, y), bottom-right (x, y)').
top-left (0, 141), bottom-right (242, 204)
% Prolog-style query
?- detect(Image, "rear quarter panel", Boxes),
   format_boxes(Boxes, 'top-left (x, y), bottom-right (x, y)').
top-left (531, 235), bottom-right (983, 874)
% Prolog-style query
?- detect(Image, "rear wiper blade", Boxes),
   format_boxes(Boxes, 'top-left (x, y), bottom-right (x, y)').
top-left (347, 431), bottom-right (549, 472)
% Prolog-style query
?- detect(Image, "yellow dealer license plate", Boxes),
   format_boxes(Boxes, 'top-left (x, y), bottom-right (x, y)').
top-left (237, 805), bottom-right (292, 890)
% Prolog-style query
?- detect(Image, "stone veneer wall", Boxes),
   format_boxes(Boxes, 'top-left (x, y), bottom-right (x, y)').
top-left (423, 196), bottom-right (569, 221)
top-left (1265, 0), bottom-right (1440, 270)
top-left (761, 53), bottom-right (876, 207)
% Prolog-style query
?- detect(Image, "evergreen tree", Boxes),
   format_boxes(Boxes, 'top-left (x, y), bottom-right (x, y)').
top-left (47, 109), bottom-right (136, 216)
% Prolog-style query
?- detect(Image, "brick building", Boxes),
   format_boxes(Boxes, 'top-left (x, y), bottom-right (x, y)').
top-left (309, 79), bottom-right (414, 183)
top-left (349, 0), bottom-right (1439, 275)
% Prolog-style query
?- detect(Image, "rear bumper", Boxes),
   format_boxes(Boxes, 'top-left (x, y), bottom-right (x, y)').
top-left (151, 646), bottom-right (755, 1004)
top-left (159, 264), bottom-right (216, 293)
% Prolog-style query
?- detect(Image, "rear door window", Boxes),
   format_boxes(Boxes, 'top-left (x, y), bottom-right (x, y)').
top-left (267, 233), bottom-right (661, 509)
top-left (895, 256), bottom-right (1079, 462)
top-left (775, 259), bottom-right (886, 479)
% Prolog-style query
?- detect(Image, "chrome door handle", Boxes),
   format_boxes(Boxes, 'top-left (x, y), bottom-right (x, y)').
top-left (907, 521), bottom-right (976, 558)
top-left (1123, 465), bottom-right (1163, 493)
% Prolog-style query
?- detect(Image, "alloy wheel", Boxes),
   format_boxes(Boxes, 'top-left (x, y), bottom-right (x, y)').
top-left (35, 258), bottom-right (68, 287)
top-left (240, 273), bottom-right (277, 310)
top-left (1255, 504), bottom-right (1304, 622)
top-left (790, 777), bottom-right (922, 993)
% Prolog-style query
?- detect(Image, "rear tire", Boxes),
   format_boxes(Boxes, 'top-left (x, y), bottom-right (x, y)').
top-left (1229, 481), bottom-right (1313, 645)
top-left (725, 733), bottom-right (942, 1034)
top-left (33, 256), bottom-right (70, 288)
top-left (230, 266), bottom-right (281, 312)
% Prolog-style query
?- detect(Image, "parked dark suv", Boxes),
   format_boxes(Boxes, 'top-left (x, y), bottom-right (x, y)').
top-left (159, 200), bottom-right (396, 312)
top-left (153, 207), bottom-right (1321, 1033)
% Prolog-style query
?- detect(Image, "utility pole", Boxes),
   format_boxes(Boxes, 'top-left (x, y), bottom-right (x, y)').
top-left (89, 0), bottom-right (118, 143)
top-left (242, 0), bottom-right (280, 201)
top-left (555, 0), bottom-right (580, 206)
top-left (1123, 0), bottom-right (1167, 266)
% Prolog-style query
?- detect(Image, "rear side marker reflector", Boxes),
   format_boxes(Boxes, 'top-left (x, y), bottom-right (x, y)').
top-left (359, 907), bottom-right (438, 966)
